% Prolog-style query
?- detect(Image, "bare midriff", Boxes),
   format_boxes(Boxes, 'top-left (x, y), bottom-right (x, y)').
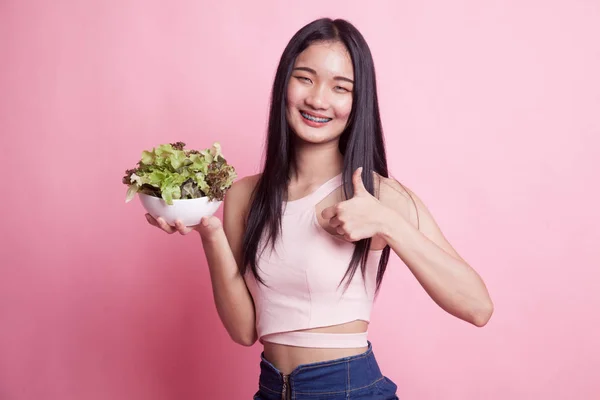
top-left (262, 320), bottom-right (369, 375)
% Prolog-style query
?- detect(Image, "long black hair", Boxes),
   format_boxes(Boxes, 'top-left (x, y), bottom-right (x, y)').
top-left (241, 18), bottom-right (391, 293)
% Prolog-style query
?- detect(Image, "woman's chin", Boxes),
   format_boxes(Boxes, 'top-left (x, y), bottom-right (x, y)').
top-left (290, 125), bottom-right (343, 145)
top-left (293, 131), bottom-right (341, 145)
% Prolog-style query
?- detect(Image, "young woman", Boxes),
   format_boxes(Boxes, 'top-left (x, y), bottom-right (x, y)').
top-left (146, 17), bottom-right (493, 400)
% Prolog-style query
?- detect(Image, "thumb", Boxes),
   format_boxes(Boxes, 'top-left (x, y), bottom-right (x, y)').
top-left (352, 167), bottom-right (367, 196)
top-left (195, 215), bottom-right (222, 234)
top-left (204, 215), bottom-right (222, 228)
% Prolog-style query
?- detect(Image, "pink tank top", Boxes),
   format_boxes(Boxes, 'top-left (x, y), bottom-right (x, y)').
top-left (243, 173), bottom-right (382, 348)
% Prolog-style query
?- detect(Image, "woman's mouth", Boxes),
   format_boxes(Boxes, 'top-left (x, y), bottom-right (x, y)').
top-left (300, 111), bottom-right (332, 124)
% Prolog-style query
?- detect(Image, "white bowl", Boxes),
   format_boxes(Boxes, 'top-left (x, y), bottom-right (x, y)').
top-left (138, 193), bottom-right (222, 227)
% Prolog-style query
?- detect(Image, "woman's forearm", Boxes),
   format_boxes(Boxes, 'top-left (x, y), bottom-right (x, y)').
top-left (200, 229), bottom-right (257, 346)
top-left (380, 209), bottom-right (493, 327)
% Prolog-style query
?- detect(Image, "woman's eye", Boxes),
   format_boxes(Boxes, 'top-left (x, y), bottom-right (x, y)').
top-left (334, 86), bottom-right (350, 93)
top-left (296, 76), bottom-right (312, 83)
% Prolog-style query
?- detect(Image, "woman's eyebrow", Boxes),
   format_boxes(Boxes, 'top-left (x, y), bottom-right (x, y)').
top-left (292, 66), bottom-right (354, 84)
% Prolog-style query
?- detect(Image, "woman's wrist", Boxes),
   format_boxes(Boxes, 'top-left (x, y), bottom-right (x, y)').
top-left (376, 206), bottom-right (408, 245)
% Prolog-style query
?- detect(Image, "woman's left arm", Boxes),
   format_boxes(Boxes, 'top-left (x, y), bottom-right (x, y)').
top-left (377, 176), bottom-right (493, 327)
top-left (322, 168), bottom-right (494, 327)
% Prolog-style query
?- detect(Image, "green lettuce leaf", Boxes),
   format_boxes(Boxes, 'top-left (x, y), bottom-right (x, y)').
top-left (123, 141), bottom-right (237, 205)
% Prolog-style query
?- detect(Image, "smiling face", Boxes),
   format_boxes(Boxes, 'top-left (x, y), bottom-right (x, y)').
top-left (285, 41), bottom-right (355, 145)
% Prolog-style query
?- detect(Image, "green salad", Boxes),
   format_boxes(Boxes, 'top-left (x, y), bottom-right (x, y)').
top-left (123, 142), bottom-right (236, 205)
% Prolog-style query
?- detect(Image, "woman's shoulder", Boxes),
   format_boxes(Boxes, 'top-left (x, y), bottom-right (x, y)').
top-left (230, 173), bottom-right (262, 194)
top-left (374, 172), bottom-right (420, 230)
top-left (374, 173), bottom-right (411, 199)
top-left (223, 173), bottom-right (262, 215)
top-left (373, 172), bottom-right (468, 263)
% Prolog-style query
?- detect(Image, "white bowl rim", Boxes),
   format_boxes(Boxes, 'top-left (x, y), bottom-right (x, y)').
top-left (138, 192), bottom-right (222, 203)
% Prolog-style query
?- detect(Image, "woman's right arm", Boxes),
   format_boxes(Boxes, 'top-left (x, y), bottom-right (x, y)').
top-left (199, 176), bottom-right (258, 346)
top-left (147, 175), bottom-right (259, 346)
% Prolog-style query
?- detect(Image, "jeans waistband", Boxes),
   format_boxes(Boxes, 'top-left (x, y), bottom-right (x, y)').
top-left (258, 341), bottom-right (384, 396)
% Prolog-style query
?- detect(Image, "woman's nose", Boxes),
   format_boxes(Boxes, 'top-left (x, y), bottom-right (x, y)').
top-left (304, 85), bottom-right (329, 110)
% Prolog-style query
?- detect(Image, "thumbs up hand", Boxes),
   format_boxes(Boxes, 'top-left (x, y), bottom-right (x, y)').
top-left (321, 167), bottom-right (389, 243)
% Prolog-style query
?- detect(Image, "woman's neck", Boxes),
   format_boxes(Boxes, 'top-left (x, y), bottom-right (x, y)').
top-left (289, 140), bottom-right (344, 184)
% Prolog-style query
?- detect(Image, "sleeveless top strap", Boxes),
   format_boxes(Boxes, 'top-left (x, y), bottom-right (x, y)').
top-left (283, 173), bottom-right (343, 214)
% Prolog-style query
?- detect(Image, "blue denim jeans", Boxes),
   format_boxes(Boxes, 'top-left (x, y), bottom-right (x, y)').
top-left (253, 342), bottom-right (399, 399)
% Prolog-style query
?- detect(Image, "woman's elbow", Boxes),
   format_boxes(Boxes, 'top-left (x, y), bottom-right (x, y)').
top-left (471, 299), bottom-right (494, 327)
top-left (231, 331), bottom-right (258, 347)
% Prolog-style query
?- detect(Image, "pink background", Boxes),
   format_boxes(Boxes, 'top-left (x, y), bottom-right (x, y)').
top-left (1, 1), bottom-right (599, 399)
